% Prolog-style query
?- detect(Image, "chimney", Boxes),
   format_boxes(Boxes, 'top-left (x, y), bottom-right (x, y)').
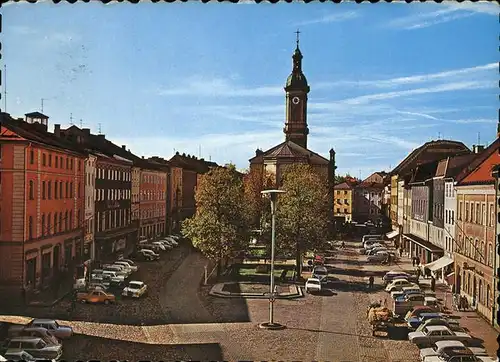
top-left (142, 156), bottom-right (144, 159)
top-left (474, 145), bottom-right (485, 153)
top-left (255, 148), bottom-right (264, 156)
top-left (82, 128), bottom-right (91, 136)
top-left (54, 124), bottom-right (61, 137)
top-left (122, 145), bottom-right (126, 150)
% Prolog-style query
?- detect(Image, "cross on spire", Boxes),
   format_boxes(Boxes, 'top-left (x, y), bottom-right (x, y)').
top-left (295, 29), bottom-right (301, 47)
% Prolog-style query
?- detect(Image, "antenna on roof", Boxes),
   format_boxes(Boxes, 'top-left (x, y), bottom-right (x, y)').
top-left (98, 123), bottom-right (102, 134)
top-left (79, 119), bottom-right (83, 128)
top-left (209, 155), bottom-right (212, 161)
top-left (477, 132), bottom-right (481, 145)
top-left (437, 132), bottom-right (441, 140)
top-left (3, 64), bottom-right (6, 112)
top-left (70, 113), bottom-right (73, 125)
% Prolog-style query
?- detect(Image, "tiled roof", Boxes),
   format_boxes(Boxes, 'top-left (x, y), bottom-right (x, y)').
top-left (1, 113), bottom-right (86, 156)
top-left (391, 140), bottom-right (470, 176)
top-left (435, 153), bottom-right (476, 179)
top-left (357, 181), bottom-right (384, 189)
top-left (334, 181), bottom-right (354, 190)
top-left (456, 138), bottom-right (500, 184)
top-left (249, 140), bottom-right (328, 164)
top-left (409, 160), bottom-right (439, 184)
top-left (168, 152), bottom-right (218, 173)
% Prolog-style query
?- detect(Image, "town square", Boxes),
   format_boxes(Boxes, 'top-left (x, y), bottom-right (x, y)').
top-left (0, 1), bottom-right (498, 361)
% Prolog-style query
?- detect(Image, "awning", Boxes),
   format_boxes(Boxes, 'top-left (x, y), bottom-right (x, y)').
top-left (403, 234), bottom-right (443, 253)
top-left (386, 230), bottom-right (399, 239)
top-left (425, 256), bottom-right (454, 271)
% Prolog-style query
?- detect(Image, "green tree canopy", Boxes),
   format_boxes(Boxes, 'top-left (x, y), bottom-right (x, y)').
top-left (182, 166), bottom-right (249, 265)
top-left (273, 164), bottom-right (330, 277)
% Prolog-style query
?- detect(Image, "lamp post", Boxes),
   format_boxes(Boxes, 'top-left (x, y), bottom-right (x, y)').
top-left (259, 189), bottom-right (286, 330)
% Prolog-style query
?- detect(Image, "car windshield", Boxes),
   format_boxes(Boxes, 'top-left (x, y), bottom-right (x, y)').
top-left (309, 280), bottom-right (320, 285)
top-left (129, 282), bottom-right (142, 289)
top-left (313, 269), bottom-right (327, 275)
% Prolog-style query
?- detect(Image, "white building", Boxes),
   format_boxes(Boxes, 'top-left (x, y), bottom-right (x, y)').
top-left (84, 154), bottom-right (97, 260)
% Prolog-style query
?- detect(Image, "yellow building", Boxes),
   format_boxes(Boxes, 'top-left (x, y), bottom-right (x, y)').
top-left (334, 181), bottom-right (355, 223)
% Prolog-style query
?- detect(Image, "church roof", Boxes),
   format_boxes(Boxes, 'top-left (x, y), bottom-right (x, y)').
top-left (249, 140), bottom-right (328, 165)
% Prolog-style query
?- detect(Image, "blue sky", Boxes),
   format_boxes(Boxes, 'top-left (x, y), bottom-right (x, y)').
top-left (2, 1), bottom-right (498, 178)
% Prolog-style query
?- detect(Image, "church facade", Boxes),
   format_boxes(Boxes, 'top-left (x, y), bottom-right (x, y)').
top-left (248, 37), bottom-right (336, 233)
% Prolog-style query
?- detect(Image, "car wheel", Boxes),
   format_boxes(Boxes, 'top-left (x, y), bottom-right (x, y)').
top-left (104, 299), bottom-right (110, 305)
top-left (80, 299), bottom-right (86, 304)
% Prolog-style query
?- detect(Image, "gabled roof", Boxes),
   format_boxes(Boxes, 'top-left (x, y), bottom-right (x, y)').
top-left (455, 138), bottom-right (500, 183)
top-left (249, 140), bottom-right (328, 165)
top-left (168, 152), bottom-right (218, 173)
top-left (456, 138), bottom-right (500, 186)
top-left (1, 113), bottom-right (86, 156)
top-left (25, 111), bottom-right (49, 119)
top-left (334, 181), bottom-right (354, 190)
top-left (357, 181), bottom-right (384, 189)
top-left (391, 140), bottom-right (470, 176)
top-left (435, 153), bottom-right (476, 179)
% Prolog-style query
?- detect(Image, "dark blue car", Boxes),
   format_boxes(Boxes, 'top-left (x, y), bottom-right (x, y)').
top-left (407, 312), bottom-right (444, 329)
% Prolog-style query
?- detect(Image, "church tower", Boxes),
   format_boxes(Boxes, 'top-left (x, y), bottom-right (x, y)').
top-left (283, 30), bottom-right (310, 149)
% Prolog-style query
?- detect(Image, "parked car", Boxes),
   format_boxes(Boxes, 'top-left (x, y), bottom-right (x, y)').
top-left (407, 312), bottom-right (444, 330)
top-left (416, 318), bottom-right (463, 333)
top-left (361, 235), bottom-right (382, 243)
top-left (117, 258), bottom-right (139, 272)
top-left (122, 280), bottom-right (148, 298)
top-left (391, 286), bottom-right (422, 299)
top-left (151, 241), bottom-right (167, 251)
top-left (312, 266), bottom-right (328, 284)
top-left (101, 270), bottom-right (126, 283)
top-left (383, 271), bottom-right (412, 285)
top-left (422, 348), bottom-right (495, 362)
top-left (112, 261), bottom-right (135, 274)
top-left (366, 251), bottom-right (387, 263)
top-left (12, 319), bottom-right (73, 340)
top-left (4, 337), bottom-right (62, 360)
top-left (420, 340), bottom-right (489, 361)
top-left (137, 249), bottom-right (160, 261)
top-left (77, 289), bottom-right (116, 304)
top-left (394, 293), bottom-right (426, 317)
top-left (408, 325), bottom-right (472, 347)
top-left (7, 327), bottom-right (60, 346)
top-left (385, 279), bottom-right (418, 293)
top-left (165, 238), bottom-right (179, 246)
top-left (2, 349), bottom-right (57, 362)
top-left (157, 240), bottom-right (174, 249)
top-left (103, 264), bottom-right (131, 278)
top-left (305, 278), bottom-right (322, 293)
top-left (405, 306), bottom-right (439, 321)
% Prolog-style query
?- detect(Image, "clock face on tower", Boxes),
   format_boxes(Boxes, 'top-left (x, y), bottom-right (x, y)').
top-left (292, 96), bottom-right (300, 105)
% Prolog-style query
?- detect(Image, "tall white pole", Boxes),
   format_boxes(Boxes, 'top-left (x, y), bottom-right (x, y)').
top-left (269, 195), bottom-right (276, 325)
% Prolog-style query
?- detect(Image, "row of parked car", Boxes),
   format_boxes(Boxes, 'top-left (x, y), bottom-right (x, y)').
top-left (359, 234), bottom-right (398, 263)
top-left (381, 270), bottom-right (496, 361)
top-left (73, 235), bottom-right (182, 304)
top-left (0, 319), bottom-right (73, 361)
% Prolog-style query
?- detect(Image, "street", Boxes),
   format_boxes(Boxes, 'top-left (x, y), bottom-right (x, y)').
top-left (1, 238), bottom-right (494, 361)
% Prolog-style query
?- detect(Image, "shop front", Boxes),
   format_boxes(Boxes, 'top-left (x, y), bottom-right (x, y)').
top-left (95, 227), bottom-right (137, 263)
top-left (403, 233), bottom-right (443, 266)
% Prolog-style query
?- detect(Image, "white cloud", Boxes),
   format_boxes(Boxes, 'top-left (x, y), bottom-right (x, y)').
top-left (157, 77), bottom-right (282, 97)
top-left (9, 25), bottom-right (37, 35)
top-left (316, 63), bottom-right (497, 89)
top-left (294, 11), bottom-right (359, 26)
top-left (386, 2), bottom-right (497, 30)
top-left (338, 81), bottom-right (494, 105)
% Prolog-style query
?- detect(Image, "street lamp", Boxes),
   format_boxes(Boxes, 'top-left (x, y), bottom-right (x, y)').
top-left (259, 189), bottom-right (286, 330)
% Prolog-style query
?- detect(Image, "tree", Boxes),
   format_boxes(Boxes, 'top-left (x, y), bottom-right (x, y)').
top-left (182, 165), bottom-right (249, 276)
top-left (243, 169), bottom-right (264, 229)
top-left (335, 173), bottom-right (355, 184)
top-left (273, 164), bottom-right (329, 279)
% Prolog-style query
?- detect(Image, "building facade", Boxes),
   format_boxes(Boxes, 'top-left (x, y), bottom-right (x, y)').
top-left (353, 172), bottom-right (385, 224)
top-left (139, 163), bottom-right (168, 239)
top-left (334, 181), bottom-right (355, 223)
top-left (454, 139), bottom-right (499, 325)
top-left (83, 153), bottom-right (97, 260)
top-left (0, 112), bottom-right (86, 302)
top-left (131, 166), bottom-right (141, 234)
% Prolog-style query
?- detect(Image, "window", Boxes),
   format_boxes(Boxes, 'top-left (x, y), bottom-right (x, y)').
top-left (488, 243), bottom-right (493, 266)
top-left (41, 214), bottom-right (46, 236)
top-left (481, 203), bottom-right (486, 225)
top-left (70, 210), bottom-right (73, 228)
top-left (471, 203), bottom-right (475, 223)
top-left (480, 241), bottom-right (485, 262)
top-left (487, 284), bottom-right (491, 308)
top-left (70, 182), bottom-right (73, 197)
top-left (59, 181), bottom-right (63, 199)
top-left (28, 216), bottom-right (33, 239)
top-left (42, 181), bottom-right (46, 200)
top-left (55, 181), bottom-right (58, 199)
top-left (42, 153), bottom-right (46, 166)
top-left (47, 213), bottom-right (51, 235)
top-left (48, 154), bottom-right (52, 166)
top-left (58, 213), bottom-right (62, 232)
top-left (30, 150), bottom-right (34, 164)
top-left (78, 182), bottom-right (81, 197)
top-left (55, 156), bottom-right (59, 168)
top-left (78, 160), bottom-right (81, 171)
top-left (70, 159), bottom-right (74, 170)
top-left (29, 180), bottom-right (34, 200)
top-left (77, 210), bottom-right (80, 227)
top-left (48, 181), bottom-right (52, 199)
top-left (490, 203), bottom-right (495, 227)
top-left (458, 201), bottom-right (462, 220)
top-left (65, 211), bottom-right (68, 231)
top-left (476, 203), bottom-right (480, 224)
top-left (65, 181), bottom-right (69, 198)
top-left (465, 202), bottom-right (469, 222)
top-left (66, 158), bottom-right (69, 169)
top-left (53, 213), bottom-right (57, 233)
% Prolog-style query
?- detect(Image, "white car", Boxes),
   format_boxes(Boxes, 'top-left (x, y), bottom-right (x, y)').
top-left (408, 325), bottom-right (472, 347)
top-left (114, 261), bottom-right (136, 273)
top-left (164, 237), bottom-right (179, 246)
top-left (158, 240), bottom-right (174, 249)
top-left (151, 241), bottom-right (167, 251)
top-left (122, 280), bottom-right (148, 298)
top-left (312, 266), bottom-right (329, 284)
top-left (305, 278), bottom-right (322, 293)
top-left (367, 251), bottom-right (390, 263)
top-left (116, 259), bottom-right (139, 272)
top-left (420, 340), bottom-right (489, 361)
top-left (385, 278), bottom-right (417, 292)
